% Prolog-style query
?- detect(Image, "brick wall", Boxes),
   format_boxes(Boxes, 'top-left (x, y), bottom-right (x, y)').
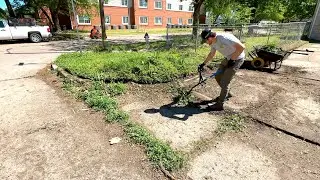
top-left (133, 0), bottom-right (193, 28)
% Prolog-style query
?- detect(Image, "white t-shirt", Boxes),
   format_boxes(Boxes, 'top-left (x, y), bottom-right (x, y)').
top-left (211, 33), bottom-right (245, 60)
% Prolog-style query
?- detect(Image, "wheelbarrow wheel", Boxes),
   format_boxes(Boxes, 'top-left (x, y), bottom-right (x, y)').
top-left (251, 57), bottom-right (265, 69)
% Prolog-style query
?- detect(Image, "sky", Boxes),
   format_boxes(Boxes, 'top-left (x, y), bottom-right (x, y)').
top-left (0, 1), bottom-right (6, 9)
top-left (0, 0), bottom-right (14, 9)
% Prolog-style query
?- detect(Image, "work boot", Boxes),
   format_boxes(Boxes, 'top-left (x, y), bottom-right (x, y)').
top-left (212, 93), bottom-right (233, 102)
top-left (207, 102), bottom-right (224, 111)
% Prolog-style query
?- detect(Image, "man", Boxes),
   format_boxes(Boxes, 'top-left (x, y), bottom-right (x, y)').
top-left (90, 26), bottom-right (102, 39)
top-left (198, 29), bottom-right (245, 111)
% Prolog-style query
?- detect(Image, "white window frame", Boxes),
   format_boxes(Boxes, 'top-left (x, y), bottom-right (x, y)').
top-left (154, 0), bottom-right (162, 9)
top-left (188, 18), bottom-right (193, 25)
top-left (105, 15), bottom-right (111, 25)
top-left (178, 18), bottom-right (183, 25)
top-left (77, 15), bottom-right (91, 25)
top-left (139, 16), bottom-right (148, 25)
top-left (179, 5), bottom-right (183, 11)
top-left (121, 0), bottom-right (128, 6)
top-left (139, 0), bottom-right (148, 8)
top-left (167, 17), bottom-right (172, 24)
top-left (122, 16), bottom-right (129, 25)
top-left (189, 5), bottom-right (194, 12)
top-left (167, 3), bottom-right (172, 10)
top-left (154, 17), bottom-right (162, 25)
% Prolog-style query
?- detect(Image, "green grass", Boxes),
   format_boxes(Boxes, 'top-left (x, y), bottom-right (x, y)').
top-left (216, 114), bottom-right (246, 135)
top-left (62, 80), bottom-right (185, 171)
top-left (56, 35), bottom-right (306, 85)
top-left (56, 50), bottom-right (204, 84)
top-left (106, 82), bottom-right (127, 96)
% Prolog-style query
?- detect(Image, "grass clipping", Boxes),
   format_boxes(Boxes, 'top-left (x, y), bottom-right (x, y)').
top-left (170, 84), bottom-right (195, 106)
top-left (63, 80), bottom-right (185, 171)
top-left (216, 114), bottom-right (246, 135)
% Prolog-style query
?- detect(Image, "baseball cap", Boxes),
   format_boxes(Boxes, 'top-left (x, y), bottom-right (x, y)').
top-left (201, 29), bottom-right (216, 43)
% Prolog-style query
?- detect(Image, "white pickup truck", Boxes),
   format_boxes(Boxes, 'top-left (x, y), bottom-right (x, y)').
top-left (0, 18), bottom-right (52, 43)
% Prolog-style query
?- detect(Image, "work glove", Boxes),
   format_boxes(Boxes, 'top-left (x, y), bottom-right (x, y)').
top-left (198, 63), bottom-right (205, 72)
top-left (227, 59), bottom-right (236, 68)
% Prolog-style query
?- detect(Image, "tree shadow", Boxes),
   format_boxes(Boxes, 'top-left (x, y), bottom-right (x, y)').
top-left (144, 101), bottom-right (214, 121)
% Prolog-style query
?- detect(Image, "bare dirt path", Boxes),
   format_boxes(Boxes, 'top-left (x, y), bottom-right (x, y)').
top-left (0, 42), bottom-right (163, 179)
top-left (119, 43), bottom-right (320, 179)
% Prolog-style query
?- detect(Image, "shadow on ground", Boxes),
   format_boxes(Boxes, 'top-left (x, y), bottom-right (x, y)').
top-left (144, 101), bottom-right (215, 121)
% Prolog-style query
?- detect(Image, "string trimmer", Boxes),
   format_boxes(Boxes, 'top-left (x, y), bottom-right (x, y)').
top-left (186, 68), bottom-right (223, 95)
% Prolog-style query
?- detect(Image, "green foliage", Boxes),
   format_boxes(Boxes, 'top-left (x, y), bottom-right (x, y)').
top-left (216, 114), bottom-right (246, 135)
top-left (106, 109), bottom-right (129, 123)
top-left (56, 51), bottom-right (202, 84)
top-left (84, 90), bottom-right (118, 111)
top-left (232, 4), bottom-right (252, 24)
top-left (0, 8), bottom-right (8, 18)
top-left (170, 85), bottom-right (195, 105)
top-left (106, 83), bottom-right (127, 97)
top-left (255, 0), bottom-right (286, 22)
top-left (125, 123), bottom-right (185, 171)
top-left (284, 0), bottom-right (317, 21)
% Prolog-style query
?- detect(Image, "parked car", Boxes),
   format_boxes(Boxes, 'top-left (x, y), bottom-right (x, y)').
top-left (0, 18), bottom-right (52, 43)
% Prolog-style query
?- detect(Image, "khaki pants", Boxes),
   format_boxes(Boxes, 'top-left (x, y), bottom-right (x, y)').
top-left (215, 58), bottom-right (244, 105)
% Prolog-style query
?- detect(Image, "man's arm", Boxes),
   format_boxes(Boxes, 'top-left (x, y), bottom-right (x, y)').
top-left (203, 49), bottom-right (216, 65)
top-left (230, 42), bottom-right (245, 60)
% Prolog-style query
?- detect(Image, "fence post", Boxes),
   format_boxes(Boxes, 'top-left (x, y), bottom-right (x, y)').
top-left (166, 24), bottom-right (170, 48)
top-left (195, 24), bottom-right (199, 53)
top-left (267, 24), bottom-right (272, 45)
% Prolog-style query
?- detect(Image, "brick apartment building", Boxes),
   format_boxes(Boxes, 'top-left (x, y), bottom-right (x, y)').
top-left (71, 0), bottom-right (205, 31)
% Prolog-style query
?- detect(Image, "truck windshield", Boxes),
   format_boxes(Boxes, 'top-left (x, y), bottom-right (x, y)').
top-left (0, 21), bottom-right (4, 28)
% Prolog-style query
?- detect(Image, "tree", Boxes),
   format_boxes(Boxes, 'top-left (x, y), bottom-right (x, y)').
top-left (5, 0), bottom-right (16, 17)
top-left (255, 0), bottom-right (286, 22)
top-left (284, 0), bottom-right (317, 21)
top-left (192, 0), bottom-right (205, 38)
top-left (14, 0), bottom-right (97, 31)
top-left (0, 8), bottom-right (8, 18)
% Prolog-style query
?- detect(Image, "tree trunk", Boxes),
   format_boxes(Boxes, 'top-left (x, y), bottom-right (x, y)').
top-left (50, 9), bottom-right (61, 32)
top-left (4, 0), bottom-right (16, 17)
top-left (192, 0), bottom-right (204, 39)
top-left (40, 7), bottom-right (54, 27)
top-left (99, 0), bottom-right (106, 49)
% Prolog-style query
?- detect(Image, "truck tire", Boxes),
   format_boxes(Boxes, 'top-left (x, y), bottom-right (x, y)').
top-left (29, 33), bottom-right (42, 43)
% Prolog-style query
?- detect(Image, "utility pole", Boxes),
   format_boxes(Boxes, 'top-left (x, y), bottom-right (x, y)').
top-left (99, 0), bottom-right (106, 49)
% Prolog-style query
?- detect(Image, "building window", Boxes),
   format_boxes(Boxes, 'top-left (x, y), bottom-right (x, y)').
top-left (167, 17), bottom-right (172, 24)
top-left (178, 18), bottom-right (183, 25)
top-left (167, 3), bottom-right (172, 10)
top-left (154, 17), bottom-right (162, 25)
top-left (122, 16), bottom-right (129, 24)
top-left (121, 0), bottom-right (128, 6)
top-left (78, 15), bottom-right (91, 25)
top-left (188, 18), bottom-right (193, 25)
top-left (139, 0), bottom-right (147, 8)
top-left (189, 5), bottom-right (194, 11)
top-left (139, 16), bottom-right (148, 24)
top-left (179, 5), bottom-right (183, 11)
top-left (155, 0), bottom-right (162, 9)
top-left (105, 15), bottom-right (111, 24)
top-left (104, 0), bottom-right (109, 5)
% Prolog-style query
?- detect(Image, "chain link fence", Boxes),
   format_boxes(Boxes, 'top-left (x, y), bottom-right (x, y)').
top-left (165, 22), bottom-right (311, 53)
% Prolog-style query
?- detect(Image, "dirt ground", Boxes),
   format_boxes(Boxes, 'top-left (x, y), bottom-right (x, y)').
top-left (0, 42), bottom-right (164, 179)
top-left (118, 43), bottom-right (320, 179)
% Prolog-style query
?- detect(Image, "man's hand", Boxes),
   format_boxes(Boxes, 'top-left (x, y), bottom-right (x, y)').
top-left (227, 60), bottom-right (236, 68)
top-left (198, 63), bottom-right (205, 72)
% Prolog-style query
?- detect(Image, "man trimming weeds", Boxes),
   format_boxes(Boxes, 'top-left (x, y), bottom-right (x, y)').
top-left (199, 29), bottom-right (245, 111)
